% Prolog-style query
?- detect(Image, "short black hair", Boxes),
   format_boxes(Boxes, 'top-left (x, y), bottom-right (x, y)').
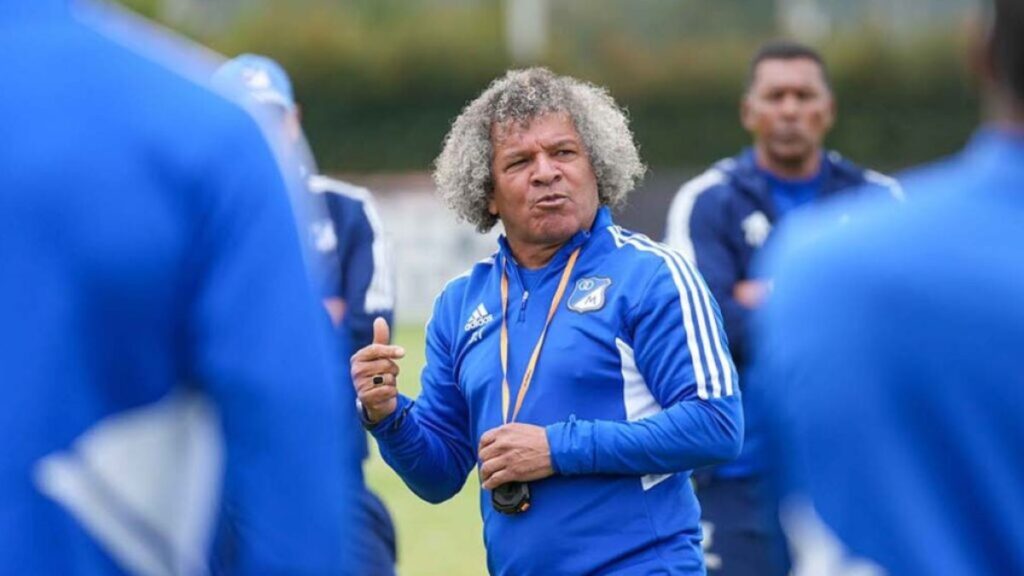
top-left (991, 0), bottom-right (1024, 103)
top-left (746, 41), bottom-right (831, 92)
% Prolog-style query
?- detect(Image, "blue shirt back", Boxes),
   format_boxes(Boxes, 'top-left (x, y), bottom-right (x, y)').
top-left (755, 129), bottom-right (1024, 575)
top-left (0, 3), bottom-right (360, 573)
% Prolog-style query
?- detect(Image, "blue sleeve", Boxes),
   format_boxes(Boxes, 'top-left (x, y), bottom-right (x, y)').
top-left (547, 258), bottom-right (743, 476)
top-left (369, 293), bottom-right (475, 503)
top-left (688, 191), bottom-right (752, 366)
top-left (340, 197), bottom-right (393, 350)
top-left (188, 113), bottom-right (359, 574)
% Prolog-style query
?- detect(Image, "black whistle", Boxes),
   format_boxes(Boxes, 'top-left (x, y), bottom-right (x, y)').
top-left (491, 481), bottom-right (531, 515)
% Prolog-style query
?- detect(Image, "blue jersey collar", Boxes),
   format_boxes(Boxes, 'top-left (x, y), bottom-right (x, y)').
top-left (497, 205), bottom-right (611, 273)
top-left (724, 147), bottom-right (867, 220)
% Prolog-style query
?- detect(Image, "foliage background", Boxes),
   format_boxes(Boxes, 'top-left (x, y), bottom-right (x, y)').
top-left (121, 0), bottom-right (979, 174)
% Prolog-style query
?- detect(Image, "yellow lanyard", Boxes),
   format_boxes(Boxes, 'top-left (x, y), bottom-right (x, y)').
top-left (499, 247), bottom-right (581, 425)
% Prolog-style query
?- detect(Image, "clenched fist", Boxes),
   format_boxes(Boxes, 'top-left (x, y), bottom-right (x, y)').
top-left (478, 423), bottom-right (555, 491)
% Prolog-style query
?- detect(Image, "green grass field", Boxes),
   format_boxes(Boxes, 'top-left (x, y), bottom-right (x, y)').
top-left (364, 324), bottom-right (487, 575)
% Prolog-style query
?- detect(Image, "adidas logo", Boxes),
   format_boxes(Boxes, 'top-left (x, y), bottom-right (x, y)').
top-left (464, 303), bottom-right (494, 332)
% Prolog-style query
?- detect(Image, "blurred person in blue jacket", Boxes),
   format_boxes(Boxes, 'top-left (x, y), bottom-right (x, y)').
top-left (309, 173), bottom-right (396, 352)
top-left (753, 1), bottom-right (1024, 574)
top-left (0, 2), bottom-right (361, 575)
top-left (214, 53), bottom-right (397, 575)
top-left (663, 41), bottom-right (903, 576)
top-left (210, 53), bottom-right (391, 348)
top-left (212, 54), bottom-right (396, 352)
top-left (351, 68), bottom-right (743, 575)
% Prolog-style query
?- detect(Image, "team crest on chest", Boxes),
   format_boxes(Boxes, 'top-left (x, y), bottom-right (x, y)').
top-left (567, 277), bottom-right (612, 313)
top-left (741, 211), bottom-right (772, 248)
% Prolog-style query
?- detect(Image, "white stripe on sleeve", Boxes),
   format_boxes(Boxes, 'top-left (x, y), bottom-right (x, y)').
top-left (664, 168), bottom-right (725, 263)
top-left (610, 227), bottom-right (735, 399)
top-left (657, 241), bottom-right (736, 397)
top-left (610, 227), bottom-right (710, 399)
top-left (616, 338), bottom-right (672, 491)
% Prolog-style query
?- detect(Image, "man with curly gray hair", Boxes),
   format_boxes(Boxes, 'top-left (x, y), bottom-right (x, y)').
top-left (433, 68), bottom-right (645, 233)
top-left (352, 67), bottom-right (743, 575)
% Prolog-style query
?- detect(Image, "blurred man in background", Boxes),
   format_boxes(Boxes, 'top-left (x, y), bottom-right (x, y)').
top-left (664, 41), bottom-right (902, 576)
top-left (353, 67), bottom-right (742, 575)
top-left (0, 2), bottom-right (360, 574)
top-left (214, 53), bottom-right (397, 575)
top-left (754, 0), bottom-right (1024, 574)
top-left (309, 172), bottom-right (396, 351)
top-left (212, 54), bottom-right (396, 350)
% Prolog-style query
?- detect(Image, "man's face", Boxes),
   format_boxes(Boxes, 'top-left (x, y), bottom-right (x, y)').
top-left (488, 113), bottom-right (600, 253)
top-left (742, 58), bottom-right (835, 170)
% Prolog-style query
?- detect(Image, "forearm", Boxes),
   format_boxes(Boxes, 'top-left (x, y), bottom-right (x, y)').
top-left (370, 395), bottom-right (473, 503)
top-left (547, 395), bottom-right (743, 476)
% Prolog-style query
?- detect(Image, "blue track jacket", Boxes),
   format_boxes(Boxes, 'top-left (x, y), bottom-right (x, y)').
top-left (754, 129), bottom-right (1024, 575)
top-left (0, 3), bottom-right (360, 574)
top-left (309, 175), bottom-right (396, 351)
top-left (371, 207), bottom-right (743, 575)
top-left (664, 149), bottom-right (902, 478)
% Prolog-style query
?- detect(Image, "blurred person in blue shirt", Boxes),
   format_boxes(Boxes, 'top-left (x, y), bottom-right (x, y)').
top-left (753, 1), bottom-right (1024, 574)
top-left (0, 2), bottom-right (361, 574)
top-left (351, 68), bottom-right (743, 575)
top-left (309, 173), bottom-right (396, 352)
top-left (212, 54), bottom-right (396, 351)
top-left (214, 53), bottom-right (397, 575)
top-left (663, 40), bottom-right (903, 576)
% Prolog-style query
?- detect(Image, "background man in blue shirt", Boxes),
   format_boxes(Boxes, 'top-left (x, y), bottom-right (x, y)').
top-left (212, 53), bottom-right (396, 350)
top-left (352, 68), bottom-right (743, 575)
top-left (0, 2), bottom-right (360, 574)
top-left (755, 1), bottom-right (1024, 574)
top-left (214, 53), bottom-right (397, 575)
top-left (663, 41), bottom-right (902, 576)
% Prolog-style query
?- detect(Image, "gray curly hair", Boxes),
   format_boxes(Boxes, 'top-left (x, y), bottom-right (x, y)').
top-left (433, 68), bottom-right (646, 233)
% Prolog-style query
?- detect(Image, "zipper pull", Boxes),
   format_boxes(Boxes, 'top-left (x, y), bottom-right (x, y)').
top-left (518, 291), bottom-right (529, 322)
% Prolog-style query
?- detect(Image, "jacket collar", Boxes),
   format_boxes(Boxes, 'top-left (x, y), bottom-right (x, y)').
top-left (497, 205), bottom-right (611, 274)
top-left (722, 147), bottom-right (867, 221)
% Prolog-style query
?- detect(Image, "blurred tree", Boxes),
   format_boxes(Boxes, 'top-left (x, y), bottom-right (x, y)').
top-left (114, 0), bottom-right (978, 173)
